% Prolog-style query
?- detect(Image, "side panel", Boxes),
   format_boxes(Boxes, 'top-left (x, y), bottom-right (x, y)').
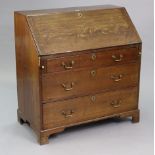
top-left (14, 13), bottom-right (41, 131)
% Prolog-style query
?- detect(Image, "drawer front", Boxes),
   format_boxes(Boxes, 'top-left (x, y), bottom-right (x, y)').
top-left (43, 46), bottom-right (140, 73)
top-left (43, 87), bottom-right (138, 129)
top-left (42, 63), bottom-right (139, 102)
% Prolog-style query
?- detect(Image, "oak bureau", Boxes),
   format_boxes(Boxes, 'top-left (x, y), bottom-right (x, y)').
top-left (14, 5), bottom-right (142, 144)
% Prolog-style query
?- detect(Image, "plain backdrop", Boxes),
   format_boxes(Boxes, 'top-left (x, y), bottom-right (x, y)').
top-left (0, 0), bottom-right (154, 155)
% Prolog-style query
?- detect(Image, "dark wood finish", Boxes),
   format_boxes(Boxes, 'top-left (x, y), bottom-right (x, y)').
top-left (14, 5), bottom-right (142, 145)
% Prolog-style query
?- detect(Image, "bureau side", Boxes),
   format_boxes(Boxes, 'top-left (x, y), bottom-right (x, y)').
top-left (14, 13), bottom-right (41, 135)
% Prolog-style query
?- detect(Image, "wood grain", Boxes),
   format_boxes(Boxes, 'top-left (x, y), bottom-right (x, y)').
top-left (43, 87), bottom-right (138, 129)
top-left (15, 12), bottom-right (41, 132)
top-left (25, 6), bottom-right (141, 55)
top-left (43, 45), bottom-right (140, 73)
top-left (15, 5), bottom-right (142, 144)
top-left (42, 63), bottom-right (140, 102)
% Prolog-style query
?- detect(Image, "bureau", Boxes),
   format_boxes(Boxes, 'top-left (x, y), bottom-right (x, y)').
top-left (14, 5), bottom-right (142, 144)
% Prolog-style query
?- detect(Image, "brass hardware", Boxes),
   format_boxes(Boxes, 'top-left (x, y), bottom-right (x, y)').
top-left (91, 53), bottom-right (96, 60)
top-left (41, 65), bottom-right (45, 69)
top-left (112, 54), bottom-right (123, 62)
top-left (111, 100), bottom-right (121, 108)
top-left (62, 110), bottom-right (74, 118)
top-left (111, 74), bottom-right (123, 82)
top-left (90, 70), bottom-right (96, 77)
top-left (77, 33), bottom-right (86, 38)
top-left (38, 57), bottom-right (40, 67)
top-left (61, 60), bottom-right (74, 70)
top-left (90, 95), bottom-right (96, 102)
top-left (61, 82), bottom-right (74, 91)
top-left (77, 12), bottom-right (83, 18)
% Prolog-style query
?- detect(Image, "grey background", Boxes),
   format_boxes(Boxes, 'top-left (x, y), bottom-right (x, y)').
top-left (0, 0), bottom-right (153, 155)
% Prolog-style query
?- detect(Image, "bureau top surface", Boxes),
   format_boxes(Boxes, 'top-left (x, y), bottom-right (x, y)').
top-left (17, 5), bottom-right (141, 56)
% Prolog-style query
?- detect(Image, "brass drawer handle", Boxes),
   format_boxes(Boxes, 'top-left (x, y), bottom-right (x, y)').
top-left (111, 100), bottom-right (121, 108)
top-left (62, 110), bottom-right (74, 118)
top-left (61, 60), bottom-right (74, 70)
top-left (111, 74), bottom-right (123, 82)
top-left (61, 82), bottom-right (74, 91)
top-left (112, 54), bottom-right (123, 62)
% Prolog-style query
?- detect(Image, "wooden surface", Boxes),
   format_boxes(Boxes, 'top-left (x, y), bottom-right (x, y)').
top-left (15, 5), bottom-right (142, 145)
top-left (22, 6), bottom-right (141, 55)
top-left (42, 63), bottom-right (139, 102)
top-left (43, 45), bottom-right (140, 73)
top-left (43, 87), bottom-right (138, 129)
top-left (15, 13), bottom-right (41, 132)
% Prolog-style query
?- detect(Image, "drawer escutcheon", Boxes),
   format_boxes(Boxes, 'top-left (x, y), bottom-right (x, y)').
top-left (90, 70), bottom-right (96, 77)
top-left (90, 95), bottom-right (96, 102)
top-left (91, 53), bottom-right (96, 60)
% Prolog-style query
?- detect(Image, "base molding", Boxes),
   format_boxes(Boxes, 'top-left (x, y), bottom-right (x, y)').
top-left (17, 109), bottom-right (140, 145)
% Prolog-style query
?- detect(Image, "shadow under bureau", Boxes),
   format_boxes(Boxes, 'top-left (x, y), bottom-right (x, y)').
top-left (14, 5), bottom-right (142, 144)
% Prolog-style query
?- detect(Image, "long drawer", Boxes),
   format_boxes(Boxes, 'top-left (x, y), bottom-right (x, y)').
top-left (41, 63), bottom-right (139, 102)
top-left (41, 45), bottom-right (140, 73)
top-left (43, 87), bottom-right (138, 129)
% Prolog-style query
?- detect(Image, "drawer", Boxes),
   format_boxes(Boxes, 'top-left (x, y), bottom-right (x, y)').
top-left (43, 87), bottom-right (138, 129)
top-left (42, 46), bottom-right (140, 73)
top-left (42, 63), bottom-right (140, 102)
